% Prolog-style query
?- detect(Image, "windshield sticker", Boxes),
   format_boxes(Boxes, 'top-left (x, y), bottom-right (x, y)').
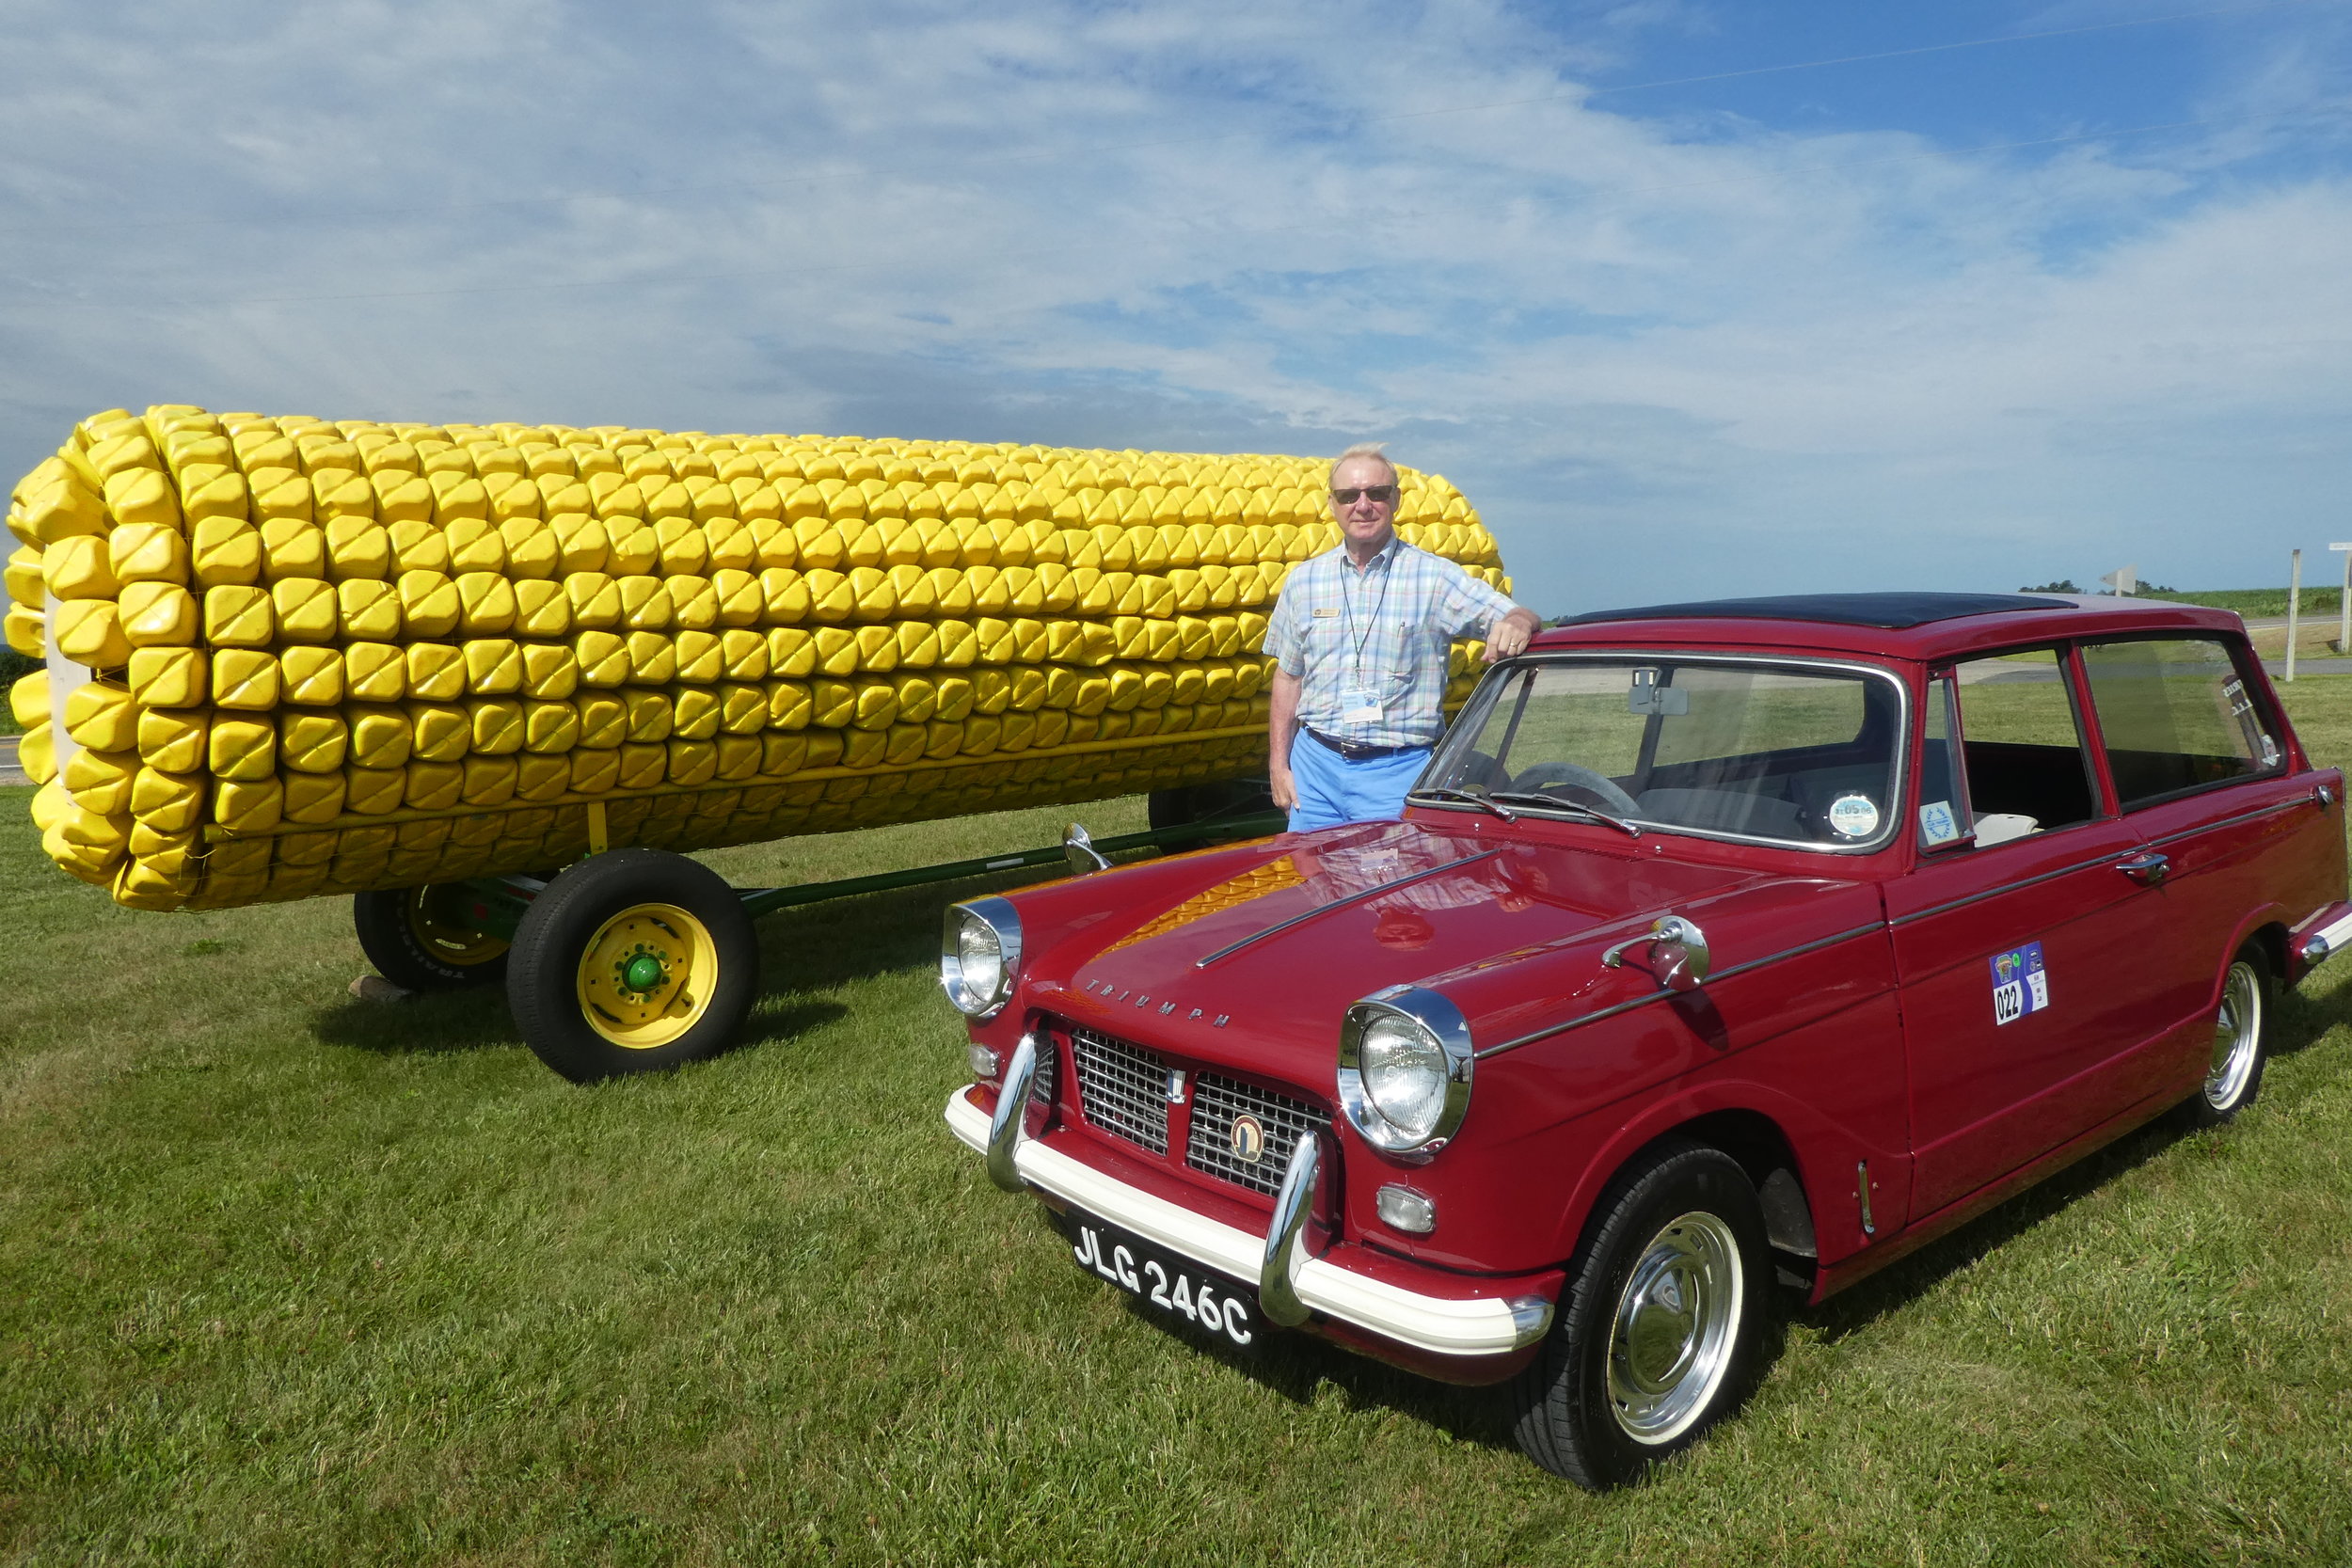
top-left (1919, 800), bottom-right (1961, 845)
top-left (1991, 942), bottom-right (2049, 1025)
top-left (1828, 795), bottom-right (1881, 838)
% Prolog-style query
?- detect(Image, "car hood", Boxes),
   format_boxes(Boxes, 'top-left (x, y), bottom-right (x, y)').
top-left (1039, 817), bottom-right (1829, 1086)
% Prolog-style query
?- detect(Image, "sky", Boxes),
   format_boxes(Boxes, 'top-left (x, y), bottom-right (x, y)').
top-left (3, 0), bottom-right (2349, 615)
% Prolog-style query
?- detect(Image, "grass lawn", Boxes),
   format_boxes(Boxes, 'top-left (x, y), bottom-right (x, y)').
top-left (7, 694), bottom-right (2352, 1565)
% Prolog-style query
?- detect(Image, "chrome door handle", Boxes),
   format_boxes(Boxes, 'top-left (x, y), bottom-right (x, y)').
top-left (2116, 852), bottom-right (2170, 887)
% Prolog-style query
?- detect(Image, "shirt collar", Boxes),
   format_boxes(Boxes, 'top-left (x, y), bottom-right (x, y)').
top-left (1340, 533), bottom-right (1402, 576)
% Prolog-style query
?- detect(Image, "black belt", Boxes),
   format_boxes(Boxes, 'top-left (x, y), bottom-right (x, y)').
top-left (1305, 727), bottom-right (1424, 762)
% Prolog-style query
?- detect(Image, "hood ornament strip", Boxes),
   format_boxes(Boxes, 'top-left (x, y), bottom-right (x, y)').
top-left (1192, 849), bottom-right (1505, 970)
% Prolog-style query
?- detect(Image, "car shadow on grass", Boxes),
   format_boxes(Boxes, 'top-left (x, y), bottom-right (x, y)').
top-left (1801, 967), bottom-right (2351, 1344)
top-left (1111, 1291), bottom-right (1531, 1453)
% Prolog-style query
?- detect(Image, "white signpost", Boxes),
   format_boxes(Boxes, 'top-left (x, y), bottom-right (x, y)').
top-left (2288, 549), bottom-right (2304, 682)
top-left (2101, 565), bottom-right (2137, 596)
top-left (2333, 543), bottom-right (2352, 653)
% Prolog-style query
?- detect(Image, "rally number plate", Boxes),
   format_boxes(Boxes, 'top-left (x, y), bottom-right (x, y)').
top-left (1065, 1212), bottom-right (1261, 1350)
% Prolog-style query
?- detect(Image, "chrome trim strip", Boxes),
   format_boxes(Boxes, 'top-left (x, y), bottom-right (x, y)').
top-left (943, 1089), bottom-right (1551, 1356)
top-left (1887, 847), bottom-right (2136, 927)
top-left (2139, 795), bottom-right (2308, 849)
top-left (1192, 849), bottom-right (1503, 969)
top-left (1891, 785), bottom-right (2307, 931)
top-left (1472, 919), bottom-right (1888, 1060)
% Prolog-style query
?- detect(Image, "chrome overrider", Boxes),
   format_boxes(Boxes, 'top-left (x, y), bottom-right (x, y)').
top-left (1257, 1134), bottom-right (1320, 1327)
top-left (946, 1076), bottom-right (1554, 1359)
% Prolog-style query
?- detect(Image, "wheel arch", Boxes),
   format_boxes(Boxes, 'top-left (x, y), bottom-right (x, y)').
top-left (1540, 1089), bottom-right (1831, 1279)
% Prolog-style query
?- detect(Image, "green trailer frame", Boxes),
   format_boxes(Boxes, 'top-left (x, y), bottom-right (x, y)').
top-left (353, 796), bottom-right (1282, 1081)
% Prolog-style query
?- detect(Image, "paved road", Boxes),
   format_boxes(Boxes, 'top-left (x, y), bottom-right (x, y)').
top-left (0, 734), bottom-right (25, 787)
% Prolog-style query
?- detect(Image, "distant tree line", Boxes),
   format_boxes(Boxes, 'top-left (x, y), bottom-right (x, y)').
top-left (2018, 579), bottom-right (2175, 595)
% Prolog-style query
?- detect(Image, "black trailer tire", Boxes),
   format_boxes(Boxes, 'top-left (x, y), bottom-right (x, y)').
top-left (505, 849), bottom-right (759, 1083)
top-left (353, 884), bottom-right (512, 991)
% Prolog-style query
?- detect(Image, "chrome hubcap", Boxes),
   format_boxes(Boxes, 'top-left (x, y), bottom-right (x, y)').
top-left (1606, 1210), bottom-right (1743, 1445)
top-left (2203, 961), bottom-right (2262, 1110)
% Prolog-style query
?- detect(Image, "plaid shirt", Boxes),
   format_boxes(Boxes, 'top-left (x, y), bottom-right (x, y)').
top-left (1264, 536), bottom-right (1519, 750)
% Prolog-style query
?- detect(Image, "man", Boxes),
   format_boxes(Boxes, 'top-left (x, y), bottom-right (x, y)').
top-left (1265, 444), bottom-right (1540, 832)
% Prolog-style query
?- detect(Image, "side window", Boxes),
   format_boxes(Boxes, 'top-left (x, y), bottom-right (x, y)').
top-left (2081, 638), bottom-right (2281, 808)
top-left (1950, 648), bottom-right (2100, 845)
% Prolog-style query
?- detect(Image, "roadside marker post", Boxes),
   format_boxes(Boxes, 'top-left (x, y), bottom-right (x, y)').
top-left (2333, 543), bottom-right (2352, 653)
top-left (2288, 548), bottom-right (2303, 682)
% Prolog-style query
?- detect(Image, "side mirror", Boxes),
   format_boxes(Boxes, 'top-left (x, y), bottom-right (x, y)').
top-left (1063, 822), bottom-right (1110, 875)
top-left (1602, 913), bottom-right (1711, 991)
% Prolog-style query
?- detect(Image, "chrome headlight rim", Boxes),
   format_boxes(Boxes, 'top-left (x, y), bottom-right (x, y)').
top-left (1337, 985), bottom-right (1473, 1162)
top-left (941, 897), bottom-right (1023, 1020)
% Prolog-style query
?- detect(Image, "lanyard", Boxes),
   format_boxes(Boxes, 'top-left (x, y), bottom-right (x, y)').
top-left (1340, 546), bottom-right (1392, 679)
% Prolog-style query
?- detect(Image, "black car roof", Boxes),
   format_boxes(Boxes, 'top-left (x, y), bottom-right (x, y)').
top-left (1555, 592), bottom-right (2075, 631)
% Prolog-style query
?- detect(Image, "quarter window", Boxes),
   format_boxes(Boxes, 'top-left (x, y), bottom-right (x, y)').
top-left (2080, 638), bottom-right (2280, 808)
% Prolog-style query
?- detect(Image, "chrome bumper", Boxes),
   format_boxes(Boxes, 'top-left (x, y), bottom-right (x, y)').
top-left (2296, 903), bottom-right (2352, 968)
top-left (944, 1083), bottom-right (1552, 1359)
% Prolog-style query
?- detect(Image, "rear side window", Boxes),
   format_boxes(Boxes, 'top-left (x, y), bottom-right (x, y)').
top-left (2081, 638), bottom-right (2281, 807)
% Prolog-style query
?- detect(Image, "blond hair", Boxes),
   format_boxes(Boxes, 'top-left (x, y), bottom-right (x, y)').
top-left (1328, 441), bottom-right (1398, 490)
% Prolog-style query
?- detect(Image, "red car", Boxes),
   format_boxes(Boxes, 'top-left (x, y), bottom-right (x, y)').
top-left (939, 592), bottom-right (2347, 1488)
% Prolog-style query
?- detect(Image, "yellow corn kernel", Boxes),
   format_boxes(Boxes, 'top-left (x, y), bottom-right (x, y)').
top-left (272, 578), bottom-right (339, 643)
top-left (62, 680), bottom-right (137, 751)
top-left (341, 641), bottom-right (404, 703)
top-left (279, 646), bottom-right (345, 706)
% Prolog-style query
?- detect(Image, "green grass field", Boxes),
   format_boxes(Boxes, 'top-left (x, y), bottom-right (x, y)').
top-left (2145, 588), bottom-right (2341, 619)
top-left (7, 693), bottom-right (2352, 1565)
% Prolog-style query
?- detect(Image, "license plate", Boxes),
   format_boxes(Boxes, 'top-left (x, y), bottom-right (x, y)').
top-left (1065, 1212), bottom-right (1262, 1349)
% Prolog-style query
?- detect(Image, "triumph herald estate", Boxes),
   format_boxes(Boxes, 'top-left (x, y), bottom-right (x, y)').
top-left (938, 591), bottom-right (2350, 1487)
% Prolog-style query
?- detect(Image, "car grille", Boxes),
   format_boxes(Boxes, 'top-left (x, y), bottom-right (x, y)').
top-left (1064, 1022), bottom-right (1329, 1198)
top-left (1185, 1073), bottom-right (1330, 1196)
top-left (1070, 1026), bottom-right (1170, 1155)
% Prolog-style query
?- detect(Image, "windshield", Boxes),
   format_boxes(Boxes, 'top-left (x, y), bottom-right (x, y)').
top-left (1417, 656), bottom-right (1905, 848)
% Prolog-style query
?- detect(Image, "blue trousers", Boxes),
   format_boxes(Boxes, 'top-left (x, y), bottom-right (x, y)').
top-left (1286, 730), bottom-right (1433, 833)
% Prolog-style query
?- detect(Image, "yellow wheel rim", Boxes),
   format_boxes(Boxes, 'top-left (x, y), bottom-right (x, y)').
top-left (575, 902), bottom-right (718, 1050)
top-left (406, 884), bottom-right (511, 969)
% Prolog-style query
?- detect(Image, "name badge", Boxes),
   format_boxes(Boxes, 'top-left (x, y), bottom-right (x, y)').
top-left (1311, 608), bottom-right (1339, 618)
top-left (1341, 684), bottom-right (1382, 724)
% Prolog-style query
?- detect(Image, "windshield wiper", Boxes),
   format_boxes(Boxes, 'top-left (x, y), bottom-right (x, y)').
top-left (1485, 791), bottom-right (1644, 837)
top-left (1409, 785), bottom-right (1517, 822)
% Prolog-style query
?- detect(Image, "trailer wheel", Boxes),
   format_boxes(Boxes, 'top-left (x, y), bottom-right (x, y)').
top-left (353, 883), bottom-right (511, 991)
top-left (506, 849), bottom-right (759, 1083)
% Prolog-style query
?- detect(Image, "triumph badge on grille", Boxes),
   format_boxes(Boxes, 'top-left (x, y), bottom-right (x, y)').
top-left (1229, 1114), bottom-right (1267, 1164)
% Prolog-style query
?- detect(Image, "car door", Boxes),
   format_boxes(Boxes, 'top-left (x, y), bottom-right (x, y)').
top-left (2074, 634), bottom-right (2330, 1101)
top-left (1884, 646), bottom-right (2180, 1219)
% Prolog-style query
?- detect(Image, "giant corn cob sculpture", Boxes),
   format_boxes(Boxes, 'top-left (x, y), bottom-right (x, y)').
top-left (8, 406), bottom-right (1509, 916)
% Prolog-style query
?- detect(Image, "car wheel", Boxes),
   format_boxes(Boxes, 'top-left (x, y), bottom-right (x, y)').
top-left (505, 849), bottom-right (759, 1084)
top-left (1510, 1139), bottom-right (1773, 1489)
top-left (2181, 948), bottom-right (2269, 1129)
top-left (353, 883), bottom-right (512, 991)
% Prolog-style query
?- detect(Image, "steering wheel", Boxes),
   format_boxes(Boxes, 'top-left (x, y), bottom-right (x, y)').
top-left (1508, 762), bottom-right (1642, 816)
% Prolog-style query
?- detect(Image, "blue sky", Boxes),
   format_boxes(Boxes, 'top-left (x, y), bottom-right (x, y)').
top-left (4, 0), bottom-right (2349, 613)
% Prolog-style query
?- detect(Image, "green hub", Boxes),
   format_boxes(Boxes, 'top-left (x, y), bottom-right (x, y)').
top-left (618, 950), bottom-right (668, 994)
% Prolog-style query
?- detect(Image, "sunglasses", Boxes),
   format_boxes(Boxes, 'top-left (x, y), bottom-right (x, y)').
top-left (1330, 484), bottom-right (1398, 505)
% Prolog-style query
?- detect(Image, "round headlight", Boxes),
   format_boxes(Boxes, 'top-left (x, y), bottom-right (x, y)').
top-left (941, 898), bottom-right (1022, 1019)
top-left (1359, 1013), bottom-right (1449, 1143)
top-left (1337, 987), bottom-right (1473, 1160)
